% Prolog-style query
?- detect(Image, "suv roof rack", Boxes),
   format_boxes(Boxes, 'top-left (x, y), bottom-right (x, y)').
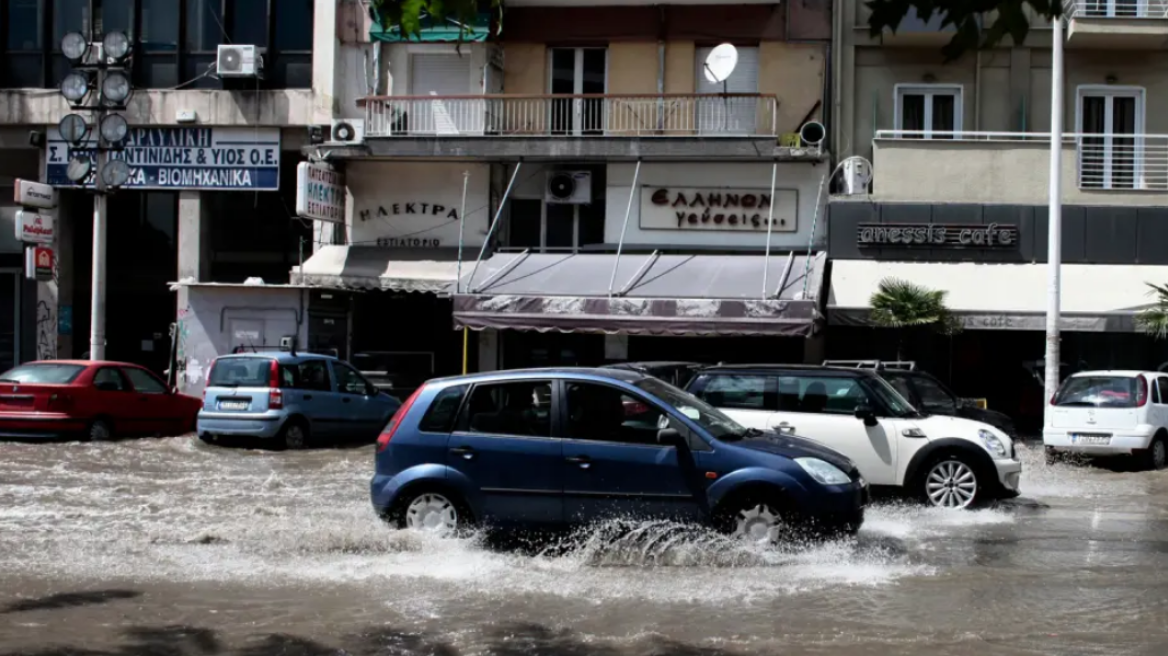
top-left (822, 359), bottom-right (917, 371)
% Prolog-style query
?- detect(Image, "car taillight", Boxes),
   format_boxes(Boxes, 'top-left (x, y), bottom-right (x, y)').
top-left (377, 387), bottom-right (423, 453)
top-left (1137, 375), bottom-right (1149, 407)
top-left (268, 360), bottom-right (283, 409)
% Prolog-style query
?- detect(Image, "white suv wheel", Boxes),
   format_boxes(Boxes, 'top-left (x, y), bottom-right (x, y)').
top-left (925, 460), bottom-right (979, 509)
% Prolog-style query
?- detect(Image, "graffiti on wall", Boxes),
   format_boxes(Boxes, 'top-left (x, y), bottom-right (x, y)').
top-left (36, 300), bottom-right (55, 360)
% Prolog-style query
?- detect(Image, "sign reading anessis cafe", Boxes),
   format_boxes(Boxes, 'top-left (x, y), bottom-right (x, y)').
top-left (641, 187), bottom-right (798, 232)
top-left (857, 223), bottom-right (1019, 248)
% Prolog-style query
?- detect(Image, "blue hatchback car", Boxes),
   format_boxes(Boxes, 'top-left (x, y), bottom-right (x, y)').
top-left (371, 368), bottom-right (868, 542)
top-left (198, 351), bottom-right (401, 449)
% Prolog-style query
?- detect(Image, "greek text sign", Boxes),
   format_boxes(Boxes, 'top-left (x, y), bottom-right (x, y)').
top-left (641, 187), bottom-right (799, 233)
top-left (14, 179), bottom-right (57, 209)
top-left (857, 223), bottom-right (1018, 248)
top-left (296, 162), bottom-right (345, 223)
top-left (45, 127), bottom-right (281, 191)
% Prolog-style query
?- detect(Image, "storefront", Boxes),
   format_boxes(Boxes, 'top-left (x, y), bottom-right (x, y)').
top-left (825, 200), bottom-right (1168, 433)
top-left (0, 146), bottom-right (49, 367)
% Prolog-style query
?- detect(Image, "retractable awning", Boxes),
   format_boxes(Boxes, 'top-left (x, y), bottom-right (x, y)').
top-left (369, 11), bottom-right (491, 42)
top-left (829, 260), bottom-right (1168, 332)
top-left (291, 245), bottom-right (462, 294)
top-left (453, 251), bottom-right (827, 336)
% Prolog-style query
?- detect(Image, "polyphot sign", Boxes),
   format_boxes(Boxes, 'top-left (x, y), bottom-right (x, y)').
top-left (45, 127), bottom-right (281, 190)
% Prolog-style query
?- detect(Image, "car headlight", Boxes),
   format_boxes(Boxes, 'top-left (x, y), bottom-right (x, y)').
top-left (795, 457), bottom-right (852, 486)
top-left (979, 429), bottom-right (1008, 458)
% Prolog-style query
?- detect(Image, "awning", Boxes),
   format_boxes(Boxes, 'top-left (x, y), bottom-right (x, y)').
top-left (291, 245), bottom-right (462, 294)
top-left (369, 11), bottom-right (491, 42)
top-left (828, 260), bottom-right (1168, 332)
top-left (453, 251), bottom-right (827, 336)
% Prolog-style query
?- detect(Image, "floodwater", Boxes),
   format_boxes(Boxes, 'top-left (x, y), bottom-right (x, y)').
top-left (1, 437), bottom-right (1167, 655)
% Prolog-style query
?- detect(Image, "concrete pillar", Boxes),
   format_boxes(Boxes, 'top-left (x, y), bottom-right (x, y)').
top-left (175, 191), bottom-right (211, 393)
top-left (52, 193), bottom-right (76, 358)
top-left (311, 0), bottom-right (343, 123)
top-left (34, 149), bottom-right (61, 361)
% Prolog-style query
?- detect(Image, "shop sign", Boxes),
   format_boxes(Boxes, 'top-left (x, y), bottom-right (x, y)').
top-left (14, 179), bottom-right (57, 209)
top-left (14, 211), bottom-right (54, 244)
top-left (857, 223), bottom-right (1018, 248)
top-left (295, 162), bottom-right (345, 224)
top-left (641, 187), bottom-right (799, 232)
top-left (357, 201), bottom-right (461, 248)
top-left (45, 127), bottom-right (281, 191)
top-left (25, 246), bottom-right (52, 281)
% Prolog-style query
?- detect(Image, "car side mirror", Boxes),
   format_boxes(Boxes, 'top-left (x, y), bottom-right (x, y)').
top-left (854, 404), bottom-right (879, 427)
top-left (657, 427), bottom-right (687, 449)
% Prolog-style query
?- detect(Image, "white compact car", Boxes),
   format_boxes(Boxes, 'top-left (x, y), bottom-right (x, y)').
top-left (1043, 370), bottom-right (1168, 470)
top-left (686, 365), bottom-right (1023, 509)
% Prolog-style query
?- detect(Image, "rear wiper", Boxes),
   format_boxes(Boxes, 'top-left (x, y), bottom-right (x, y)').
top-left (1056, 401), bottom-right (1096, 407)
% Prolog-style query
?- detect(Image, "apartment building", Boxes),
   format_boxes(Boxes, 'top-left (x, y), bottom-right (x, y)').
top-left (292, 0), bottom-right (835, 378)
top-left (827, 3), bottom-right (1168, 431)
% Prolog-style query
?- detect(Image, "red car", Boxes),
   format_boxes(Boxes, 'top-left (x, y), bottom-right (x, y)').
top-left (0, 360), bottom-right (202, 441)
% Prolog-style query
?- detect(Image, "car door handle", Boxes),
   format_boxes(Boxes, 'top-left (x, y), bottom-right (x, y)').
top-left (565, 455), bottom-right (592, 469)
top-left (450, 446), bottom-right (475, 460)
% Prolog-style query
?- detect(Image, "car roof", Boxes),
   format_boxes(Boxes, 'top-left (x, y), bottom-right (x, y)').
top-left (698, 363), bottom-right (874, 377)
top-left (22, 359), bottom-right (133, 367)
top-left (1069, 370), bottom-right (1155, 377)
top-left (604, 361), bottom-right (702, 369)
top-left (214, 351), bottom-right (336, 363)
top-left (428, 367), bottom-right (648, 386)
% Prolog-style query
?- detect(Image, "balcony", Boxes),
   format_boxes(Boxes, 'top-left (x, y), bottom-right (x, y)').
top-left (345, 93), bottom-right (820, 161)
top-left (868, 131), bottom-right (1168, 206)
top-left (1064, 0), bottom-right (1168, 48)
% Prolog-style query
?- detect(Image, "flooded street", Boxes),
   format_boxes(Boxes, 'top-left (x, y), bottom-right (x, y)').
top-left (2, 438), bottom-right (1168, 655)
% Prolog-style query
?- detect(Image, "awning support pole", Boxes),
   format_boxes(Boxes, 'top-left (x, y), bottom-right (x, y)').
top-left (772, 251), bottom-right (794, 299)
top-left (461, 327), bottom-right (469, 374)
top-left (608, 159), bottom-right (642, 298)
top-left (618, 250), bottom-right (660, 297)
top-left (760, 160), bottom-right (779, 299)
top-left (801, 171), bottom-right (829, 298)
top-left (468, 161), bottom-right (522, 292)
top-left (471, 249), bottom-right (530, 295)
top-left (456, 170), bottom-right (470, 293)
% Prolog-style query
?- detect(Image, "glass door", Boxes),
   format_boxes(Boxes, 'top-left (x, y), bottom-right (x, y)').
top-left (0, 272), bottom-right (17, 370)
top-left (1080, 90), bottom-right (1141, 189)
top-left (549, 48), bottom-right (606, 135)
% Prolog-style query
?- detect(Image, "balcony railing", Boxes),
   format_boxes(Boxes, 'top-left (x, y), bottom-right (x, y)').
top-left (362, 94), bottom-right (779, 139)
top-left (1065, 0), bottom-right (1168, 18)
top-left (875, 130), bottom-right (1168, 192)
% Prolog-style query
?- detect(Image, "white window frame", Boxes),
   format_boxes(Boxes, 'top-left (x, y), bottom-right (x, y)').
top-left (546, 47), bottom-right (608, 136)
top-left (892, 83), bottom-right (964, 139)
top-left (1076, 84), bottom-right (1146, 190)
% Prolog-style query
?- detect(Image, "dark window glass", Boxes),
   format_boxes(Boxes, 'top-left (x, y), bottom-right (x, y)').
top-left (274, 0), bottom-right (313, 50)
top-left (565, 382), bottom-right (664, 446)
top-left (698, 374), bottom-right (773, 411)
top-left (53, 0), bottom-right (89, 45)
top-left (463, 381), bottom-right (552, 438)
top-left (0, 363), bottom-right (85, 384)
top-left (97, 0), bottom-right (133, 37)
top-left (7, 0), bottom-right (42, 49)
top-left (93, 368), bottom-right (127, 390)
top-left (332, 362), bottom-right (368, 395)
top-left (507, 199), bottom-right (542, 249)
top-left (297, 360), bottom-right (332, 392)
top-left (545, 204), bottom-right (574, 250)
top-left (231, 0), bottom-right (268, 47)
top-left (185, 0), bottom-right (225, 50)
top-left (278, 364), bottom-right (299, 388)
top-left (1054, 376), bottom-right (1142, 408)
top-left (208, 357), bottom-right (273, 387)
top-left (931, 94), bottom-right (955, 137)
top-left (140, 0), bottom-right (179, 52)
top-left (124, 367), bottom-right (167, 393)
top-left (900, 93), bottom-right (925, 137)
top-left (912, 375), bottom-right (957, 414)
top-left (419, 385), bottom-right (468, 433)
top-left (779, 375), bottom-right (870, 416)
top-left (577, 201), bottom-right (605, 248)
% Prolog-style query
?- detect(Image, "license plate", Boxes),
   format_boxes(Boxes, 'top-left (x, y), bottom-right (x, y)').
top-left (219, 401), bottom-right (249, 411)
top-left (1071, 433), bottom-right (1111, 446)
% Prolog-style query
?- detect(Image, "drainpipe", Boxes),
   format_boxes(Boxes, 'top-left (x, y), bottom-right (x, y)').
top-left (658, 41), bottom-right (666, 131)
top-left (974, 50), bottom-right (982, 130)
top-left (831, 0), bottom-right (843, 157)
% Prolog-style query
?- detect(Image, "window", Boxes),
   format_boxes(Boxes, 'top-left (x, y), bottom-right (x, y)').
top-left (911, 375), bottom-right (957, 414)
top-left (549, 47), bottom-right (606, 134)
top-left (504, 171), bottom-right (606, 253)
top-left (0, 363), bottom-right (85, 384)
top-left (207, 358), bottom-right (272, 387)
top-left (332, 362), bottom-right (369, 395)
top-left (1156, 377), bottom-right (1167, 405)
top-left (565, 382), bottom-right (664, 446)
top-left (462, 381), bottom-right (552, 438)
top-left (698, 374), bottom-right (774, 411)
top-left (1083, 0), bottom-right (1143, 17)
top-left (694, 46), bottom-right (760, 135)
top-left (1, 0), bottom-right (313, 89)
top-left (419, 384), bottom-right (468, 433)
top-left (124, 367), bottom-right (167, 393)
top-left (93, 367), bottom-right (127, 391)
top-left (882, 374), bottom-right (918, 407)
top-left (779, 375), bottom-right (870, 415)
top-left (297, 360), bottom-right (331, 392)
top-left (409, 54), bottom-right (475, 134)
top-left (1053, 375), bottom-right (1143, 408)
top-left (1078, 86), bottom-right (1143, 190)
top-left (894, 85), bottom-right (961, 139)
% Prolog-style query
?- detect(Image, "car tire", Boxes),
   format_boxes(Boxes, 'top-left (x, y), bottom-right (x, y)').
top-left (1141, 433), bottom-right (1168, 471)
top-left (392, 488), bottom-right (472, 536)
top-left (280, 419), bottom-right (309, 450)
top-left (87, 419), bottom-right (113, 442)
top-left (919, 454), bottom-right (982, 510)
top-left (1044, 446), bottom-right (1063, 466)
top-left (714, 491), bottom-right (797, 544)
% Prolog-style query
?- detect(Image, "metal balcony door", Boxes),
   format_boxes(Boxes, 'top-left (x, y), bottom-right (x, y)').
top-left (1080, 89), bottom-right (1143, 190)
top-left (549, 48), bottom-right (606, 135)
top-left (695, 46), bottom-right (760, 135)
top-left (410, 54), bottom-right (476, 135)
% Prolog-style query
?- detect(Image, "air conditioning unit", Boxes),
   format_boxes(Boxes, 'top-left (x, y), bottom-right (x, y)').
top-left (330, 119), bottom-right (366, 145)
top-left (545, 171), bottom-right (592, 205)
top-left (217, 44), bottom-right (262, 78)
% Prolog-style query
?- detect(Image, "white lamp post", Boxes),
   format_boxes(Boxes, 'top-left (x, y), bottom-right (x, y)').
top-left (1044, 14), bottom-right (1065, 422)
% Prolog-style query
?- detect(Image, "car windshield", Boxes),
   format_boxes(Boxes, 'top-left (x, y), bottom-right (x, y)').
top-left (0, 363), bottom-right (85, 384)
top-left (633, 377), bottom-right (749, 440)
top-left (882, 371), bottom-right (956, 413)
top-left (208, 358), bottom-right (274, 387)
top-left (1054, 376), bottom-right (1141, 408)
top-left (862, 376), bottom-right (920, 417)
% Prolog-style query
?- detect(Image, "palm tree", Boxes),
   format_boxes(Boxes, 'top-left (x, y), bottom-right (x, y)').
top-left (869, 277), bottom-right (961, 360)
top-left (1136, 283), bottom-right (1168, 339)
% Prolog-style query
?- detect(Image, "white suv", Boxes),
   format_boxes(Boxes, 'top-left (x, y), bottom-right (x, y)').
top-left (686, 365), bottom-right (1022, 509)
top-left (1043, 370), bottom-right (1168, 470)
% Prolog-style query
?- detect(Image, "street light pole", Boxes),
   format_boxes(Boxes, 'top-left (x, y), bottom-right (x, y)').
top-left (1044, 15), bottom-right (1065, 422)
top-left (90, 144), bottom-right (108, 361)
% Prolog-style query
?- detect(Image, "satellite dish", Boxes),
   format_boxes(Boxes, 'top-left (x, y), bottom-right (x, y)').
top-left (703, 43), bottom-right (738, 84)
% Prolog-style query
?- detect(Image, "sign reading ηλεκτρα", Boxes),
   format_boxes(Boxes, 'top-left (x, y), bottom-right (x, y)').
top-left (295, 162), bottom-right (345, 223)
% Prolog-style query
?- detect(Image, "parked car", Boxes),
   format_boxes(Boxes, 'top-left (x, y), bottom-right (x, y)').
top-left (602, 362), bottom-right (705, 389)
top-left (198, 351), bottom-right (402, 449)
top-left (1044, 370), bottom-right (1168, 470)
top-left (823, 361), bottom-right (1019, 438)
top-left (686, 365), bottom-right (1022, 509)
top-left (371, 367), bottom-right (868, 543)
top-left (0, 360), bottom-right (202, 441)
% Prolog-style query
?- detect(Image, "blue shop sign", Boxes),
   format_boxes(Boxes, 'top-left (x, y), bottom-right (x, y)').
top-left (45, 127), bottom-right (281, 191)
